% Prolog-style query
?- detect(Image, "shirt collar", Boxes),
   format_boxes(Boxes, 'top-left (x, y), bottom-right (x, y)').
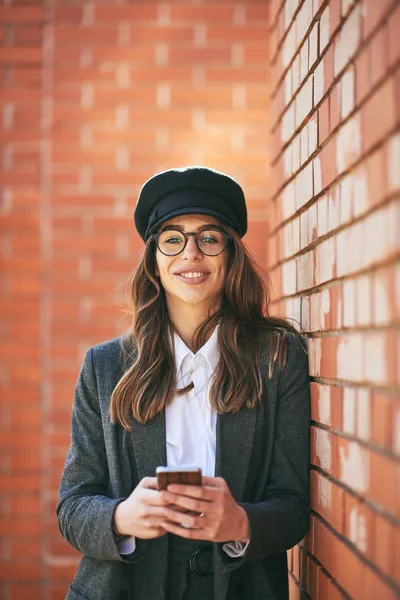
top-left (173, 325), bottom-right (220, 374)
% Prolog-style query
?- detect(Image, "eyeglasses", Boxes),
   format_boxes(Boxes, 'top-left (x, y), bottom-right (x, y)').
top-left (150, 228), bottom-right (232, 256)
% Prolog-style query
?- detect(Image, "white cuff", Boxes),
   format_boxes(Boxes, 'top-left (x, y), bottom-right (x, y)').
top-left (117, 536), bottom-right (136, 555)
top-left (222, 539), bottom-right (250, 558)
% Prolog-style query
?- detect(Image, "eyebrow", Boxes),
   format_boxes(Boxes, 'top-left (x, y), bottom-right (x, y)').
top-left (159, 223), bottom-right (221, 233)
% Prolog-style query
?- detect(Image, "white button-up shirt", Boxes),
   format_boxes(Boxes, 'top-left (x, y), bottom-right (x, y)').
top-left (166, 324), bottom-right (219, 477)
top-left (118, 326), bottom-right (248, 557)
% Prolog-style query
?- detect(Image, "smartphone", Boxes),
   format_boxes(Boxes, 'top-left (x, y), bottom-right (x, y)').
top-left (156, 466), bottom-right (202, 491)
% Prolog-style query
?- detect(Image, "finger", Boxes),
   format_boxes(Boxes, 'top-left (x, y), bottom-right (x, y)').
top-left (140, 476), bottom-right (158, 489)
top-left (166, 484), bottom-right (217, 501)
top-left (161, 491), bottom-right (211, 514)
top-left (162, 506), bottom-right (207, 529)
top-left (201, 476), bottom-right (225, 487)
top-left (142, 514), bottom-right (169, 528)
top-left (142, 488), bottom-right (168, 507)
top-left (142, 504), bottom-right (173, 520)
top-left (161, 520), bottom-right (207, 540)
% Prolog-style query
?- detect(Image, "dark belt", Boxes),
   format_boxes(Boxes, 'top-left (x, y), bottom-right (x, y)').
top-left (169, 534), bottom-right (214, 576)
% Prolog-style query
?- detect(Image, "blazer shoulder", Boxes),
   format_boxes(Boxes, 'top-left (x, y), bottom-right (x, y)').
top-left (260, 328), bottom-right (309, 379)
top-left (260, 327), bottom-right (307, 354)
top-left (89, 334), bottom-right (137, 370)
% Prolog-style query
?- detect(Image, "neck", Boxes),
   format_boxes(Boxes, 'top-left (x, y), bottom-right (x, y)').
top-left (166, 298), bottom-right (219, 352)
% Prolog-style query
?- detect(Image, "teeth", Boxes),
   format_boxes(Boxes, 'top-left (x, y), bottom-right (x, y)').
top-left (179, 272), bottom-right (206, 278)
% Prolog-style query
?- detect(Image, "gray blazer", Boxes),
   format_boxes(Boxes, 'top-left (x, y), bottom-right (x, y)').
top-left (57, 331), bottom-right (310, 600)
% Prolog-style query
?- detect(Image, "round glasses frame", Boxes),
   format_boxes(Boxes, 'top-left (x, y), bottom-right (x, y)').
top-left (150, 228), bottom-right (232, 257)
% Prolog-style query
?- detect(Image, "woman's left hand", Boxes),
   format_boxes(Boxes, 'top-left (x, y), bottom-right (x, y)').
top-left (159, 476), bottom-right (250, 543)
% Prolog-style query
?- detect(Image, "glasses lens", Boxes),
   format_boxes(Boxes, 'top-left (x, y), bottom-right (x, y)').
top-left (197, 230), bottom-right (226, 255)
top-left (158, 230), bottom-right (185, 255)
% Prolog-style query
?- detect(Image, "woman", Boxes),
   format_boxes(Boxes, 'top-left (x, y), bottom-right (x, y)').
top-left (57, 166), bottom-right (311, 600)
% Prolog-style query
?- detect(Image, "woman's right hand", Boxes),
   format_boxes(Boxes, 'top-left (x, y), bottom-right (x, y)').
top-left (113, 477), bottom-right (168, 539)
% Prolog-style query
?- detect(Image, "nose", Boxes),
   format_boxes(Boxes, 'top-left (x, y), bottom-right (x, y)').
top-left (181, 235), bottom-right (202, 260)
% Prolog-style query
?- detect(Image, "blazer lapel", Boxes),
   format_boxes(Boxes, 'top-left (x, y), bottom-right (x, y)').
top-left (214, 404), bottom-right (258, 501)
top-left (213, 404), bottom-right (258, 600)
top-left (130, 409), bottom-right (167, 480)
top-left (130, 410), bottom-right (169, 600)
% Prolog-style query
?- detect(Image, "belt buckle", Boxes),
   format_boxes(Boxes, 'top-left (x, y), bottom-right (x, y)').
top-left (189, 548), bottom-right (213, 576)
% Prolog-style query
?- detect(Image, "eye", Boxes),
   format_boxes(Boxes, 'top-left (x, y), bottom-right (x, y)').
top-left (199, 231), bottom-right (222, 244)
top-left (165, 236), bottom-right (183, 244)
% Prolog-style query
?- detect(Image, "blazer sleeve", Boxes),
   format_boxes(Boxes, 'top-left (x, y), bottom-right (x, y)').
top-left (56, 348), bottom-right (144, 563)
top-left (219, 332), bottom-right (311, 569)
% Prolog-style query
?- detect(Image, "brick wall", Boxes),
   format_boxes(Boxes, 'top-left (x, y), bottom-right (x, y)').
top-left (0, 1), bottom-right (270, 598)
top-left (268, 0), bottom-right (400, 599)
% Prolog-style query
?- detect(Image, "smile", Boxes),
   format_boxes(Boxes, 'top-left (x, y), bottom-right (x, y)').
top-left (174, 272), bottom-right (210, 284)
top-left (179, 272), bottom-right (207, 278)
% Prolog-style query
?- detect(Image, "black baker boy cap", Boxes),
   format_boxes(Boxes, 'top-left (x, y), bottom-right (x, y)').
top-left (134, 166), bottom-right (248, 241)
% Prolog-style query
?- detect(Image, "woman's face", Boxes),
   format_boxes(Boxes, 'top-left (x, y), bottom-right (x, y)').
top-left (154, 214), bottom-right (229, 312)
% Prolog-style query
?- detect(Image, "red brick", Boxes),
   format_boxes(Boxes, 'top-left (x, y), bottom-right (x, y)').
top-left (0, 517), bottom-right (41, 536)
top-left (365, 147), bottom-right (387, 207)
top-left (12, 24), bottom-right (42, 45)
top-left (7, 405), bottom-right (41, 428)
top-left (94, 5), bottom-right (158, 22)
top-left (169, 47), bottom-right (231, 64)
top-left (313, 520), bottom-right (340, 579)
top-left (355, 45), bottom-right (370, 105)
top-left (362, 77), bottom-right (396, 152)
top-left (330, 0), bottom-right (342, 36)
top-left (320, 137), bottom-right (336, 189)
top-left (394, 65), bottom-right (400, 125)
top-left (9, 67), bottom-right (42, 88)
top-left (329, 83), bottom-right (340, 131)
top-left (130, 25), bottom-right (195, 43)
top-left (362, 0), bottom-right (394, 40)
top-left (83, 46), bottom-right (157, 66)
top-left (207, 26), bottom-right (271, 42)
top-left (369, 26), bottom-right (389, 89)
top-left (246, 4), bottom-right (270, 22)
top-left (317, 570), bottom-right (334, 600)
top-left (363, 566), bottom-right (399, 600)
top-left (47, 584), bottom-right (72, 600)
top-left (169, 5), bottom-right (234, 21)
top-left (318, 97), bottom-right (330, 142)
top-left (8, 585), bottom-right (41, 600)
top-left (54, 7), bottom-right (82, 22)
top-left (288, 577), bottom-right (301, 599)
top-left (205, 68), bottom-right (268, 83)
top-left (0, 6), bottom-right (44, 22)
top-left (374, 512), bottom-right (396, 578)
top-left (8, 450), bottom-right (41, 471)
top-left (370, 393), bottom-right (393, 449)
top-left (368, 451), bottom-right (398, 514)
top-left (388, 3), bottom-right (400, 67)
top-left (343, 492), bottom-right (376, 560)
top-left (311, 471), bottom-right (345, 533)
top-left (310, 426), bottom-right (337, 476)
top-left (0, 562), bottom-right (41, 580)
top-left (307, 558), bottom-right (319, 598)
top-left (5, 495), bottom-right (40, 518)
top-left (9, 540), bottom-right (41, 559)
top-left (243, 47), bottom-right (270, 63)
top-left (53, 25), bottom-right (119, 45)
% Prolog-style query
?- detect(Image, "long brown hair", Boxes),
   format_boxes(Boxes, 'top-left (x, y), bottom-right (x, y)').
top-left (110, 224), bottom-right (301, 429)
